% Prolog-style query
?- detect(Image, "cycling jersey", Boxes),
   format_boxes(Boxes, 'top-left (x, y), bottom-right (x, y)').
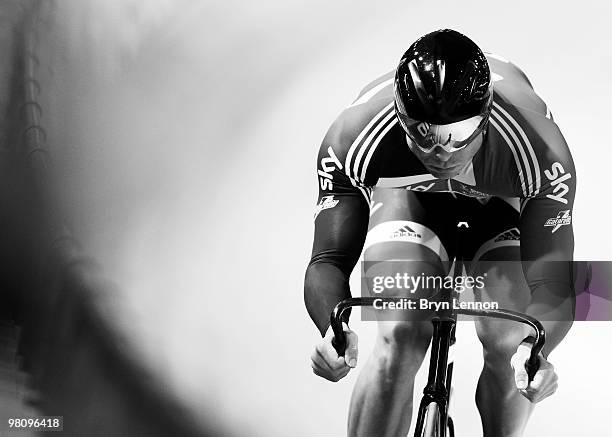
top-left (305, 54), bottom-right (576, 335)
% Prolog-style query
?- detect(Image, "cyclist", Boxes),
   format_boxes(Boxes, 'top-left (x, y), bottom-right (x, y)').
top-left (305, 29), bottom-right (575, 436)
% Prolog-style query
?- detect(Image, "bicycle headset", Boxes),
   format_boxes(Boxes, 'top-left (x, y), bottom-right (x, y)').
top-left (394, 29), bottom-right (493, 154)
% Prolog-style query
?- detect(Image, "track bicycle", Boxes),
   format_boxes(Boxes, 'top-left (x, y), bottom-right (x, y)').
top-left (330, 222), bottom-right (545, 437)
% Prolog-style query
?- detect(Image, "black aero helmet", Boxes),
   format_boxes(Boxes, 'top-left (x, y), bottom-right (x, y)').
top-left (394, 29), bottom-right (493, 153)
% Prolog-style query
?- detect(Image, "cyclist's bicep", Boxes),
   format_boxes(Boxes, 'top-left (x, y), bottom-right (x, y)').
top-left (311, 105), bottom-right (378, 271)
top-left (519, 195), bottom-right (575, 295)
top-left (311, 190), bottom-right (370, 273)
top-left (520, 196), bottom-right (574, 262)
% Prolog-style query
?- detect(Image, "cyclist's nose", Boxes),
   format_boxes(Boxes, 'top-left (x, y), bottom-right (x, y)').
top-left (434, 146), bottom-right (452, 162)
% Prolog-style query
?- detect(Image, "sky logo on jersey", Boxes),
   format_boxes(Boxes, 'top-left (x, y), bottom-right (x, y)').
top-left (544, 162), bottom-right (572, 204)
top-left (391, 224), bottom-right (422, 239)
top-left (314, 195), bottom-right (339, 219)
top-left (318, 146), bottom-right (343, 191)
top-left (544, 210), bottom-right (572, 233)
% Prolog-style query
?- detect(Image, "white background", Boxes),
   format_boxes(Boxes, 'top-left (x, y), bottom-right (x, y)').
top-left (48, 1), bottom-right (611, 435)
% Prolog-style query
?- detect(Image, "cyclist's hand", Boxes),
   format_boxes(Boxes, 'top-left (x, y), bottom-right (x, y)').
top-left (310, 323), bottom-right (358, 382)
top-left (511, 343), bottom-right (558, 403)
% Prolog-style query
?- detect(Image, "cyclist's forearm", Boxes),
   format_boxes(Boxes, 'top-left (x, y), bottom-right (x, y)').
top-left (304, 262), bottom-right (352, 336)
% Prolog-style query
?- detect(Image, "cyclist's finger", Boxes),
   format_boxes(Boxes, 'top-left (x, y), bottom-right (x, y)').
top-left (311, 348), bottom-right (336, 373)
top-left (510, 347), bottom-right (529, 370)
top-left (514, 365), bottom-right (529, 390)
top-left (319, 333), bottom-right (344, 362)
top-left (316, 345), bottom-right (346, 371)
top-left (344, 328), bottom-right (358, 368)
top-left (528, 384), bottom-right (556, 403)
top-left (312, 355), bottom-right (349, 377)
top-left (510, 346), bottom-right (531, 390)
top-left (312, 365), bottom-right (349, 382)
top-left (311, 356), bottom-right (348, 379)
top-left (523, 377), bottom-right (558, 403)
top-left (515, 343), bottom-right (532, 362)
top-left (535, 375), bottom-right (558, 399)
top-left (529, 369), bottom-right (545, 391)
top-left (311, 353), bottom-right (330, 371)
top-left (529, 359), bottom-right (555, 390)
top-left (311, 347), bottom-right (330, 369)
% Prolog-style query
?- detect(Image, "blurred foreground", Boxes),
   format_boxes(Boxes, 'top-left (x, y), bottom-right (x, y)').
top-left (0, 2), bottom-right (230, 435)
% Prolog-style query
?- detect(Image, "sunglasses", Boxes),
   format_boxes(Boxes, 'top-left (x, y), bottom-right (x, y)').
top-left (397, 112), bottom-right (488, 154)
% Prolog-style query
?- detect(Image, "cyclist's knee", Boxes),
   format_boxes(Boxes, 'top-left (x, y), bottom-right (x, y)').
top-left (376, 321), bottom-right (432, 367)
top-left (475, 319), bottom-right (524, 366)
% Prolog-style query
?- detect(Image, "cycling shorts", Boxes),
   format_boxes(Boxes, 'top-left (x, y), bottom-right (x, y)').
top-left (364, 189), bottom-right (520, 266)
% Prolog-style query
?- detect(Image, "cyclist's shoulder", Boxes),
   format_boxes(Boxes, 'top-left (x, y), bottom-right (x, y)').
top-left (321, 70), bottom-right (396, 157)
top-left (486, 93), bottom-right (574, 201)
top-left (489, 92), bottom-right (573, 172)
top-left (351, 69), bottom-right (395, 107)
top-left (486, 53), bottom-right (550, 115)
top-left (486, 55), bottom-right (573, 167)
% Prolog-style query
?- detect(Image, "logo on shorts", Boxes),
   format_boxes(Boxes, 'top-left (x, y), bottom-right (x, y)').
top-left (494, 228), bottom-right (520, 242)
top-left (391, 224), bottom-right (421, 239)
top-left (544, 210), bottom-right (571, 233)
top-left (314, 195), bottom-right (339, 219)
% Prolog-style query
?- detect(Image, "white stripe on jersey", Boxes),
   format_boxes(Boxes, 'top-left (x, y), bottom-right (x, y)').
top-left (369, 201), bottom-right (383, 217)
top-left (359, 115), bottom-right (397, 182)
top-left (353, 108), bottom-right (395, 182)
top-left (520, 197), bottom-right (530, 215)
top-left (360, 186), bottom-right (373, 204)
top-left (492, 102), bottom-right (541, 195)
top-left (349, 78), bottom-right (393, 107)
top-left (489, 115), bottom-right (528, 197)
top-left (490, 109), bottom-right (533, 195)
top-left (345, 102), bottom-right (394, 183)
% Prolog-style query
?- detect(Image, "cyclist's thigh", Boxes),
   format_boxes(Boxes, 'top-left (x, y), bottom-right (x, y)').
top-left (364, 188), bottom-right (454, 326)
top-left (468, 197), bottom-right (529, 312)
top-left (365, 188), bottom-right (455, 264)
top-left (467, 198), bottom-right (532, 348)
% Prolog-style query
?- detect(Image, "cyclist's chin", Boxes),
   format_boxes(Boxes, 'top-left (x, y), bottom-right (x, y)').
top-left (425, 165), bottom-right (462, 179)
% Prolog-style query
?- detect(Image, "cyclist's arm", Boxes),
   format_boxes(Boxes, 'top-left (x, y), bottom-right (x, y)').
top-left (519, 157), bottom-right (576, 357)
top-left (304, 111), bottom-right (376, 336)
top-left (305, 191), bottom-right (369, 336)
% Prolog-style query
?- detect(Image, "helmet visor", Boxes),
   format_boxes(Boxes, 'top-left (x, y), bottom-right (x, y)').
top-left (396, 111), bottom-right (488, 153)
